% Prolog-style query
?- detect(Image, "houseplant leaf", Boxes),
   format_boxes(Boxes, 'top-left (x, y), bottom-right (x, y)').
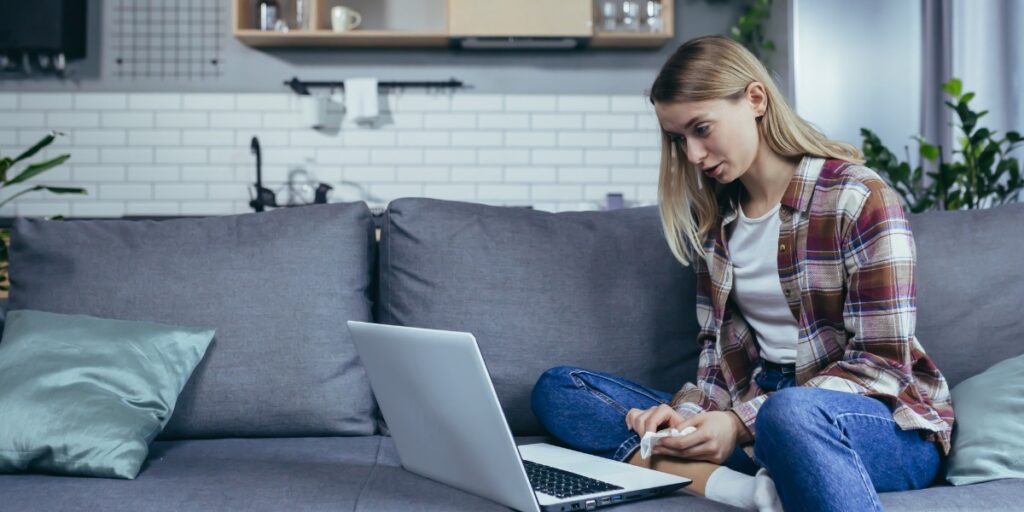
top-left (6, 154), bottom-right (71, 185)
top-left (11, 131), bottom-right (58, 166)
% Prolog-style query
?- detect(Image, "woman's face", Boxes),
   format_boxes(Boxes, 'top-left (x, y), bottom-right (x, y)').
top-left (654, 84), bottom-right (765, 184)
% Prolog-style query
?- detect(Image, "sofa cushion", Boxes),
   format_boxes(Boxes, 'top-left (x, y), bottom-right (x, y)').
top-left (0, 437), bottom-right (380, 512)
top-left (0, 310), bottom-right (213, 479)
top-left (3, 435), bottom-right (1012, 512)
top-left (878, 479), bottom-right (1024, 511)
top-left (7, 203), bottom-right (378, 439)
top-left (910, 202), bottom-right (1024, 387)
top-left (378, 198), bottom-right (700, 435)
top-left (0, 436), bottom-right (741, 512)
top-left (362, 436), bottom-right (737, 511)
top-left (945, 353), bottom-right (1024, 485)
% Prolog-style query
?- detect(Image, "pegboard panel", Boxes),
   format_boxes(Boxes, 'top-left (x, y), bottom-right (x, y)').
top-left (112, 0), bottom-right (223, 79)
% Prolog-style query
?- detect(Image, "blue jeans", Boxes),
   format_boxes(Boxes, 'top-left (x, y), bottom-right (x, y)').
top-left (531, 363), bottom-right (940, 511)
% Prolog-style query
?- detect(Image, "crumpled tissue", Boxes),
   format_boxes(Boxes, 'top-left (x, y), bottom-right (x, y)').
top-left (639, 426), bottom-right (698, 459)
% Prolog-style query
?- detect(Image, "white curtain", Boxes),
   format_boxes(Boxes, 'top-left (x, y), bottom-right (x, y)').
top-left (792, 0), bottom-right (1022, 168)
top-left (945, 0), bottom-right (1023, 150)
top-left (791, 0), bottom-right (922, 154)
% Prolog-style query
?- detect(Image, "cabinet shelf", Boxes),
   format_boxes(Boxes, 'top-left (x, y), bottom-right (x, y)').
top-left (233, 0), bottom-right (674, 49)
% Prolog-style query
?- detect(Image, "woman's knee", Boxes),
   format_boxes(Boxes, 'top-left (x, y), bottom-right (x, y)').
top-left (754, 388), bottom-right (832, 452)
top-left (757, 387), bottom-right (827, 464)
top-left (533, 366), bottom-right (581, 394)
top-left (531, 366), bottom-right (584, 415)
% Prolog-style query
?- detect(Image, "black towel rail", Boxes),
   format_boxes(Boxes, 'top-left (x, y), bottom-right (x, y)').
top-left (284, 77), bottom-right (466, 95)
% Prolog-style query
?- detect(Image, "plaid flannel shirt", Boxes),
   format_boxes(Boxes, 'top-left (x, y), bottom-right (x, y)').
top-left (669, 156), bottom-right (955, 455)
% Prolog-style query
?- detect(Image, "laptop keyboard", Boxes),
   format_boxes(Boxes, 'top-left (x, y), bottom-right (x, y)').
top-left (523, 460), bottom-right (624, 499)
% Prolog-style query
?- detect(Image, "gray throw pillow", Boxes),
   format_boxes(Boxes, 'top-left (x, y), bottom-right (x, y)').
top-left (946, 353), bottom-right (1024, 485)
top-left (0, 309), bottom-right (213, 479)
top-left (379, 198), bottom-right (700, 435)
top-left (8, 203), bottom-right (378, 439)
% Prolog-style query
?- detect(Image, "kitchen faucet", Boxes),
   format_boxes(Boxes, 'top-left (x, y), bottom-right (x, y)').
top-left (249, 136), bottom-right (332, 212)
top-left (249, 136), bottom-right (277, 212)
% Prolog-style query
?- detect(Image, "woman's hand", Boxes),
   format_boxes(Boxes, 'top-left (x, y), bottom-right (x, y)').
top-left (650, 410), bottom-right (748, 464)
top-left (624, 404), bottom-right (684, 437)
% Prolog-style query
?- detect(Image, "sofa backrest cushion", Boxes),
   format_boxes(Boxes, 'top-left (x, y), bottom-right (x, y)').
top-left (7, 203), bottom-right (378, 439)
top-left (378, 198), bottom-right (700, 435)
top-left (911, 202), bottom-right (1024, 388)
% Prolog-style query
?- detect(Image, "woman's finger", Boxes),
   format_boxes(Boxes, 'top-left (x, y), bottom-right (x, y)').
top-left (655, 439), bottom-right (713, 460)
top-left (644, 404), bottom-right (678, 434)
top-left (626, 406), bottom-right (655, 433)
top-left (633, 407), bottom-right (658, 434)
top-left (659, 428), bottom-right (710, 453)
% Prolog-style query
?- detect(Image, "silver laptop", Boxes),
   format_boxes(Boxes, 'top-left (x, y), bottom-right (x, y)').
top-left (347, 321), bottom-right (690, 512)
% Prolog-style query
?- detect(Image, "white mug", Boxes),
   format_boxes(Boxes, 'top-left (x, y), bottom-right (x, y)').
top-left (330, 6), bottom-right (362, 32)
top-left (298, 94), bottom-right (328, 129)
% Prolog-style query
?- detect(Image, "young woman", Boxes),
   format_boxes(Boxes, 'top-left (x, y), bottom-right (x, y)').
top-left (531, 35), bottom-right (954, 511)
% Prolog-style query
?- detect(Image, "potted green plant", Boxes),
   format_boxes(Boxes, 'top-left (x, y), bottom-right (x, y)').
top-left (862, 78), bottom-right (1022, 213)
top-left (730, 0), bottom-right (775, 65)
top-left (0, 131), bottom-right (87, 291)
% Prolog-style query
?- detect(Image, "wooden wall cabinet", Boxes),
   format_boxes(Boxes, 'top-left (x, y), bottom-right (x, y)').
top-left (233, 0), bottom-right (674, 49)
top-left (447, 0), bottom-right (593, 38)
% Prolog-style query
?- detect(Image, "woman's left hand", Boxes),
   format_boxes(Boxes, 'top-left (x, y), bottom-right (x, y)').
top-left (651, 411), bottom-right (748, 464)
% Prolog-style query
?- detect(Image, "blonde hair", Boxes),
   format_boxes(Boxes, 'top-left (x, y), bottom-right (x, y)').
top-left (649, 36), bottom-right (863, 266)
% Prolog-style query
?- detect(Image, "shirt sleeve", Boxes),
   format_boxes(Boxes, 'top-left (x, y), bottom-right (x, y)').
top-left (729, 394), bottom-right (769, 436)
top-left (803, 179), bottom-right (917, 400)
top-left (669, 253), bottom-right (734, 420)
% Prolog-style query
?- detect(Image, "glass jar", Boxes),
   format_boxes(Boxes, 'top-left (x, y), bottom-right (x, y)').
top-left (599, 1), bottom-right (619, 32)
top-left (620, 1), bottom-right (641, 32)
top-left (257, 0), bottom-right (279, 31)
top-left (643, 1), bottom-right (663, 33)
top-left (295, 0), bottom-right (312, 30)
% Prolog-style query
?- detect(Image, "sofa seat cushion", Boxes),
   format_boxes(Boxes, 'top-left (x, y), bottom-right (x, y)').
top-left (378, 198), bottom-right (701, 435)
top-left (878, 479), bottom-right (1024, 511)
top-left (0, 437), bottom-right (381, 512)
top-left (7, 203), bottom-right (379, 439)
top-left (2, 435), bottom-right (1017, 511)
top-left (365, 436), bottom-right (738, 511)
top-left (0, 436), bottom-right (738, 512)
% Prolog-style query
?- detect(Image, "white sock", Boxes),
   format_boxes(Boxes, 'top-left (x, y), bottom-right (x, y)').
top-left (704, 467), bottom-right (783, 512)
top-left (752, 468), bottom-right (783, 512)
top-left (705, 467), bottom-right (757, 510)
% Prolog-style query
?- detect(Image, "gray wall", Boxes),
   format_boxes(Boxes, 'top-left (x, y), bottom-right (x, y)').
top-left (1, 0), bottom-right (792, 96)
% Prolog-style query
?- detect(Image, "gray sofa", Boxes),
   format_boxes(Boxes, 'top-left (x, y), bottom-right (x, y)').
top-left (0, 197), bottom-right (1021, 511)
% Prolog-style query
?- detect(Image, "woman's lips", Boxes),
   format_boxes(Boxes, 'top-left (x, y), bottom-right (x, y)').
top-left (704, 163), bottom-right (723, 178)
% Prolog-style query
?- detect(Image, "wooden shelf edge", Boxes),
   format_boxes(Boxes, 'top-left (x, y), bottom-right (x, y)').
top-left (235, 31), bottom-right (673, 49)
top-left (234, 29), bottom-right (452, 47)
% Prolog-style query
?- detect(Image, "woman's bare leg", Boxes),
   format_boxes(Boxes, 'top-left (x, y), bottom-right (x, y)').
top-left (627, 450), bottom-right (721, 496)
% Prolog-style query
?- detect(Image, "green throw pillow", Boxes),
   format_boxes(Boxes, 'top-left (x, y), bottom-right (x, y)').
top-left (946, 353), bottom-right (1024, 485)
top-left (0, 309), bottom-right (214, 479)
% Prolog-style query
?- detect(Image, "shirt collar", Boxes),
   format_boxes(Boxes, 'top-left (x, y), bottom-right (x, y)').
top-left (720, 155), bottom-right (825, 224)
top-left (780, 155), bottom-right (826, 213)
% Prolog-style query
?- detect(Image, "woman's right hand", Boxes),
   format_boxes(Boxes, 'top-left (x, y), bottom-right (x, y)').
top-left (625, 404), bottom-right (685, 435)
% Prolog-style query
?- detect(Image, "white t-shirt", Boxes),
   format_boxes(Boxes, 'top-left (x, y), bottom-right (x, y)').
top-left (728, 202), bottom-right (799, 365)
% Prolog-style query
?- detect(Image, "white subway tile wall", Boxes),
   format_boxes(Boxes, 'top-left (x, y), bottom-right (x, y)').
top-left (0, 92), bottom-right (663, 216)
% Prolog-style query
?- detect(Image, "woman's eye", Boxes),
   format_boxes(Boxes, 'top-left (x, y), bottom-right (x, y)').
top-left (695, 125), bottom-right (710, 136)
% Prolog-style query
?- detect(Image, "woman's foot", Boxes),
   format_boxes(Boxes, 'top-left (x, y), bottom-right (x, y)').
top-left (704, 466), bottom-right (782, 511)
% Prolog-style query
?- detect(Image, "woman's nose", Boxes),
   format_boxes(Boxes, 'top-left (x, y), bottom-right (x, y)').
top-left (685, 139), bottom-right (706, 165)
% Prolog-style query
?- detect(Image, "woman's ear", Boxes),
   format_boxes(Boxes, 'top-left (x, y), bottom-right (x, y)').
top-left (745, 82), bottom-right (768, 117)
